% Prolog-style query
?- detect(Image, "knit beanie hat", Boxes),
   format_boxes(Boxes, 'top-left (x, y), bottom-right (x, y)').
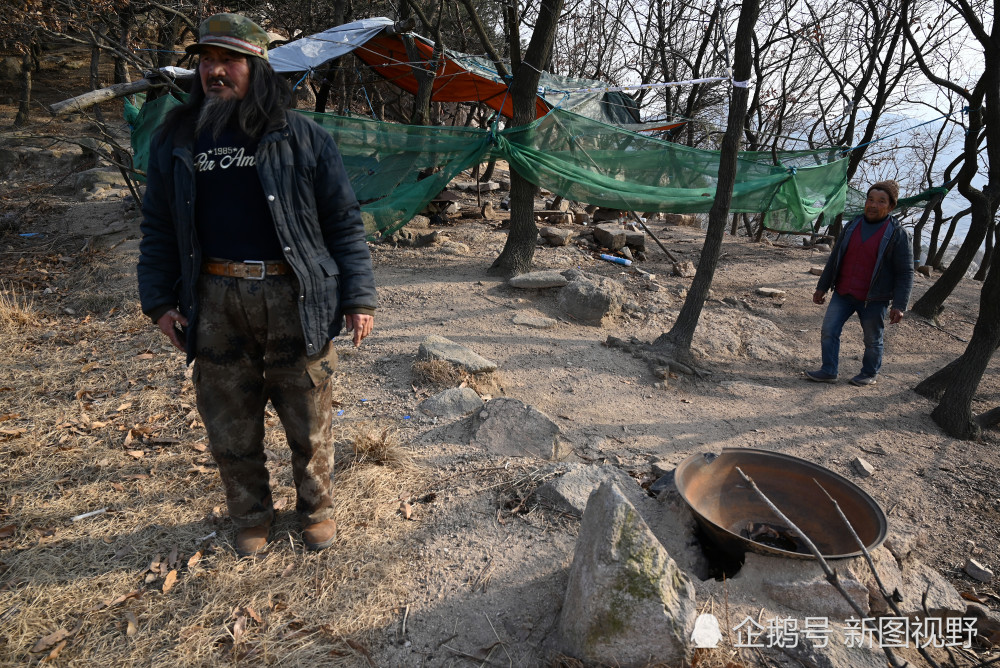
top-left (868, 180), bottom-right (899, 207)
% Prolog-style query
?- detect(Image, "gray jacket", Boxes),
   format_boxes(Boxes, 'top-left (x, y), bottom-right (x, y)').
top-left (816, 214), bottom-right (913, 309)
top-left (137, 110), bottom-right (376, 362)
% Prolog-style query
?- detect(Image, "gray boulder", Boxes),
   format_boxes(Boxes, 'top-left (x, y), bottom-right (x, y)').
top-left (536, 463), bottom-right (647, 515)
top-left (557, 277), bottom-right (625, 324)
top-left (74, 167), bottom-right (126, 192)
top-left (418, 387), bottom-right (484, 418)
top-left (558, 482), bottom-right (696, 666)
top-left (470, 397), bottom-right (565, 460)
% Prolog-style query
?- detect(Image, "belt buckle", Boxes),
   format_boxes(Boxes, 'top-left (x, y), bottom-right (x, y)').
top-left (244, 260), bottom-right (266, 280)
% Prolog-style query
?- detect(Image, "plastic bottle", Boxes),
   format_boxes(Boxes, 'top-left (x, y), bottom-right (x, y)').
top-left (600, 253), bottom-right (632, 266)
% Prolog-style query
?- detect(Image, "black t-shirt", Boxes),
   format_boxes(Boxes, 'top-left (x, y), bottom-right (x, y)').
top-left (194, 124), bottom-right (283, 261)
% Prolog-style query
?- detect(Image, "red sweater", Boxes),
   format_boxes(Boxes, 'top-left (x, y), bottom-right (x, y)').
top-left (837, 219), bottom-right (889, 300)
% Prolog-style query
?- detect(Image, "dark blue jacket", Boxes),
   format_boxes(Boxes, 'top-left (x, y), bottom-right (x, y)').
top-left (816, 214), bottom-right (913, 309)
top-left (137, 110), bottom-right (376, 363)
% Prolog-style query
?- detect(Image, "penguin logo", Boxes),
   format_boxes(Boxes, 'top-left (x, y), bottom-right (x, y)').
top-left (690, 613), bottom-right (723, 648)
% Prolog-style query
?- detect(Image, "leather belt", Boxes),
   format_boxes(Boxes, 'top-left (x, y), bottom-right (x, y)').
top-left (202, 260), bottom-right (290, 280)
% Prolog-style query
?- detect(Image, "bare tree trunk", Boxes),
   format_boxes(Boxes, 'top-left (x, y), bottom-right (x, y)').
top-left (973, 218), bottom-right (997, 281)
top-left (912, 192), bottom-right (943, 265)
top-left (911, 195), bottom-right (991, 317)
top-left (931, 207), bottom-right (966, 269)
top-left (928, 256), bottom-right (1000, 439)
top-left (488, 0), bottom-right (564, 277)
top-left (403, 34), bottom-right (437, 125)
top-left (90, 38), bottom-right (105, 123)
top-left (654, 0), bottom-right (759, 356)
top-left (925, 200), bottom-right (945, 267)
top-left (14, 50), bottom-right (32, 127)
top-left (114, 9), bottom-right (132, 84)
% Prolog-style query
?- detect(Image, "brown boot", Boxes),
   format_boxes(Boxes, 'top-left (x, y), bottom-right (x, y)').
top-left (235, 521), bottom-right (271, 556)
top-left (302, 519), bottom-right (337, 551)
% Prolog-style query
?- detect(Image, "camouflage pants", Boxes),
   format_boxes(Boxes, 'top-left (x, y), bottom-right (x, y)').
top-left (193, 273), bottom-right (338, 528)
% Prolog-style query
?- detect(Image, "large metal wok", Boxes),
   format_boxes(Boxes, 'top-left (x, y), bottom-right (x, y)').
top-left (675, 448), bottom-right (887, 560)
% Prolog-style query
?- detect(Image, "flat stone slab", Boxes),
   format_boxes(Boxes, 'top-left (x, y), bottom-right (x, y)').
top-left (512, 313), bottom-right (557, 329)
top-left (418, 387), bottom-right (484, 418)
top-left (417, 335), bottom-right (498, 373)
top-left (508, 270), bottom-right (569, 289)
top-left (756, 287), bottom-right (786, 297)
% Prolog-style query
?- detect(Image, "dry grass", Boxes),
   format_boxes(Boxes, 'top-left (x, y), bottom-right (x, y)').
top-left (0, 279), bottom-right (36, 332)
top-left (411, 358), bottom-right (504, 396)
top-left (0, 248), bottom-right (427, 665)
top-left (411, 359), bottom-right (467, 389)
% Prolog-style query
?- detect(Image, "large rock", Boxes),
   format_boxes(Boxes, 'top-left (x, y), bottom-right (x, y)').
top-left (536, 464), bottom-right (647, 516)
top-left (469, 397), bottom-right (565, 460)
top-left (0, 57), bottom-right (20, 83)
top-left (508, 270), bottom-right (569, 289)
top-left (738, 553), bottom-right (871, 618)
top-left (893, 559), bottom-right (967, 615)
top-left (557, 277), bottom-right (625, 324)
top-left (558, 482), bottom-right (696, 666)
top-left (417, 335), bottom-right (497, 373)
top-left (593, 223), bottom-right (626, 251)
top-left (624, 230), bottom-right (646, 252)
top-left (418, 387), bottom-right (484, 418)
top-left (778, 631), bottom-right (890, 668)
top-left (74, 167), bottom-right (127, 192)
top-left (663, 213), bottom-right (700, 228)
top-left (538, 226), bottom-right (574, 246)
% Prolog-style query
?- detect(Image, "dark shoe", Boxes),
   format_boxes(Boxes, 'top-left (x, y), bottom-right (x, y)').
top-left (235, 521), bottom-right (271, 556)
top-left (302, 519), bottom-right (337, 551)
top-left (805, 370), bottom-right (838, 383)
top-left (849, 374), bottom-right (877, 386)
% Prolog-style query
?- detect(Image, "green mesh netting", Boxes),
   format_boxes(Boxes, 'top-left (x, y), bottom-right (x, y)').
top-left (127, 96), bottom-right (875, 238)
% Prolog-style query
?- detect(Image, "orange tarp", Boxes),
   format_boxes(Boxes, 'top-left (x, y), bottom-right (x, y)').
top-left (354, 35), bottom-right (558, 120)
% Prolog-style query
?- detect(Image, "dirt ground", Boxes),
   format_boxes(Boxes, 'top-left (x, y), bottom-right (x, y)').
top-left (1, 46), bottom-right (999, 667)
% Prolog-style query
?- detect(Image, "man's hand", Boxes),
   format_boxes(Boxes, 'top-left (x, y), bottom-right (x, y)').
top-left (813, 290), bottom-right (827, 305)
top-left (889, 307), bottom-right (904, 324)
top-left (156, 309), bottom-right (189, 350)
top-left (345, 313), bottom-right (374, 347)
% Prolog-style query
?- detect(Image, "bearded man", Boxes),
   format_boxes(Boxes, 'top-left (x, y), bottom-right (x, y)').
top-left (137, 13), bottom-right (376, 555)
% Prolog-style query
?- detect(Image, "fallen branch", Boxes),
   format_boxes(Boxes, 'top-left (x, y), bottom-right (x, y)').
top-left (815, 479), bottom-right (941, 668)
top-left (734, 467), bottom-right (908, 668)
top-left (49, 79), bottom-right (161, 116)
top-left (48, 70), bottom-right (190, 116)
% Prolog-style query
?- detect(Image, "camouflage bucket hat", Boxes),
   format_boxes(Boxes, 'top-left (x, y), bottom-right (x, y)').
top-left (186, 13), bottom-right (269, 60)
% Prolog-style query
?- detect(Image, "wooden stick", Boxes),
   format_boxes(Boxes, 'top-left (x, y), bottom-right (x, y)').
top-left (734, 467), bottom-right (908, 668)
top-left (814, 479), bottom-right (942, 668)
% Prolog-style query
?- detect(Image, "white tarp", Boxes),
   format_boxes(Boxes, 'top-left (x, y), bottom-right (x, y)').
top-left (268, 17), bottom-right (394, 74)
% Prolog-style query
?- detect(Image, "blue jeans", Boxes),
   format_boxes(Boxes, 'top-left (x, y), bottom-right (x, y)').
top-left (820, 292), bottom-right (888, 377)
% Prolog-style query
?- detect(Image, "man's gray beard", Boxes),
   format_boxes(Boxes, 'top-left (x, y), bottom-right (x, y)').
top-left (196, 96), bottom-right (239, 140)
